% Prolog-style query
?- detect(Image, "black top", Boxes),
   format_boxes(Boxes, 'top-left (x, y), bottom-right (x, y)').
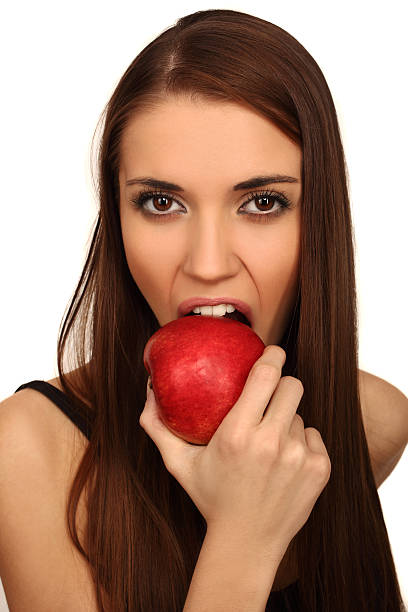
top-left (14, 380), bottom-right (91, 440)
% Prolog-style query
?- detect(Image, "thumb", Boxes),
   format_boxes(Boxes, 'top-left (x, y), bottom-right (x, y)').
top-left (139, 377), bottom-right (198, 475)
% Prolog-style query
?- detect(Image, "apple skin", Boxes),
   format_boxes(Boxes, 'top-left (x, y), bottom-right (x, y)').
top-left (143, 315), bottom-right (265, 445)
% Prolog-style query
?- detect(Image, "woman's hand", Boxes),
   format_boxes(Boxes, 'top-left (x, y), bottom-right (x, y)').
top-left (139, 345), bottom-right (331, 557)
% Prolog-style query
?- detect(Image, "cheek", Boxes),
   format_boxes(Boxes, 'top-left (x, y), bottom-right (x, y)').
top-left (254, 229), bottom-right (300, 344)
top-left (121, 220), bottom-right (176, 298)
top-left (250, 226), bottom-right (300, 284)
top-left (252, 225), bottom-right (300, 330)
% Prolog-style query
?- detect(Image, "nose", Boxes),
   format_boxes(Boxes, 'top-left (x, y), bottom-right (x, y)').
top-left (182, 213), bottom-right (240, 282)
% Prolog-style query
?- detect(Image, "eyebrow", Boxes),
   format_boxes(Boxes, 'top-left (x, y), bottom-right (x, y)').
top-left (125, 174), bottom-right (299, 191)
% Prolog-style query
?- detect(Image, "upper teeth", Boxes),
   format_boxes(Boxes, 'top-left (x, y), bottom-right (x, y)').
top-left (192, 304), bottom-right (236, 316)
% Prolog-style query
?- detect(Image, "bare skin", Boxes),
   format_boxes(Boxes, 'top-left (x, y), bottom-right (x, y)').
top-left (118, 96), bottom-right (302, 347)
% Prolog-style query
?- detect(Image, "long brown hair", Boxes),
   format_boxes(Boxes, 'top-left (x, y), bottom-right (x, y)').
top-left (56, 9), bottom-right (405, 610)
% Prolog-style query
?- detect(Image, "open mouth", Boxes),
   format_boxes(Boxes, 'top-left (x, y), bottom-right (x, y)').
top-left (184, 310), bottom-right (252, 328)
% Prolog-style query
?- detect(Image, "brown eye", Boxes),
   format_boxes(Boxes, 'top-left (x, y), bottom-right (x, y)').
top-left (255, 195), bottom-right (275, 211)
top-left (131, 191), bottom-right (184, 217)
top-left (239, 190), bottom-right (292, 221)
top-left (150, 195), bottom-right (173, 211)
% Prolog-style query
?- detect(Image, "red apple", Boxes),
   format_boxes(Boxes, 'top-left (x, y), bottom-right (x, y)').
top-left (143, 315), bottom-right (265, 445)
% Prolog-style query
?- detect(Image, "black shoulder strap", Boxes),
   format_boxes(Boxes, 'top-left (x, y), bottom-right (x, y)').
top-left (15, 380), bottom-right (91, 441)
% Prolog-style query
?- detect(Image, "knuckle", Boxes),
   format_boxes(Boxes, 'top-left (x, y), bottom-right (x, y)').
top-left (255, 434), bottom-right (279, 461)
top-left (218, 429), bottom-right (249, 456)
top-left (282, 376), bottom-right (304, 395)
top-left (266, 345), bottom-right (286, 362)
top-left (306, 426), bottom-right (322, 439)
top-left (252, 362), bottom-right (281, 382)
top-left (311, 453), bottom-right (331, 481)
top-left (283, 440), bottom-right (306, 467)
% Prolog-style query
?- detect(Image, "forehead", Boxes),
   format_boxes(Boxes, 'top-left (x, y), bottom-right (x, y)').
top-left (119, 98), bottom-right (302, 186)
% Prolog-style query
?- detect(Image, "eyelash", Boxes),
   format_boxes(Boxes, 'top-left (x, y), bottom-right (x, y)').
top-left (130, 188), bottom-right (293, 224)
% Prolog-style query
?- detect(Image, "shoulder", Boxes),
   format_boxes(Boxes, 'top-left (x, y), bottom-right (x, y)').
top-left (359, 369), bottom-right (408, 441)
top-left (0, 380), bottom-right (95, 610)
top-left (0, 377), bottom-right (88, 474)
top-left (359, 369), bottom-right (408, 485)
top-left (0, 374), bottom-right (90, 520)
top-left (0, 375), bottom-right (90, 534)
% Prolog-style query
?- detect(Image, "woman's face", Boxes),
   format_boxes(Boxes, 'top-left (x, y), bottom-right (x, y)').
top-left (118, 96), bottom-right (302, 346)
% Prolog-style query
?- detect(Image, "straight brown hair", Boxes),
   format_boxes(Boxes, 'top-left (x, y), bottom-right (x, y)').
top-left (56, 9), bottom-right (405, 610)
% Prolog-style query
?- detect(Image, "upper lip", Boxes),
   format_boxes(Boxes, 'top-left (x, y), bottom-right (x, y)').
top-left (177, 297), bottom-right (253, 326)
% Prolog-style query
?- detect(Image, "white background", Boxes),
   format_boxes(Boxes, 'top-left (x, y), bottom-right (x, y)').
top-left (0, 1), bottom-right (406, 609)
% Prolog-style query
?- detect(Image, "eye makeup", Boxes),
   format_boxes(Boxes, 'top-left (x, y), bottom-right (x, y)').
top-left (129, 188), bottom-right (294, 224)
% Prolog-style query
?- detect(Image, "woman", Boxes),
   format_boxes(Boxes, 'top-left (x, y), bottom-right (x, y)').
top-left (1, 8), bottom-right (406, 611)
